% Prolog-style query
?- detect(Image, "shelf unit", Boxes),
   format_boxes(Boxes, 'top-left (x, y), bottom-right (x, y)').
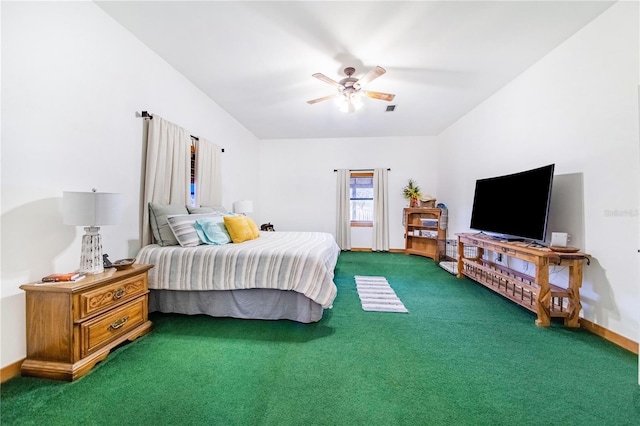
top-left (456, 233), bottom-right (590, 327)
top-left (403, 208), bottom-right (446, 261)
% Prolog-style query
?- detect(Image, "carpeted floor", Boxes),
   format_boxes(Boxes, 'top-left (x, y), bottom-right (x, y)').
top-left (1, 251), bottom-right (639, 425)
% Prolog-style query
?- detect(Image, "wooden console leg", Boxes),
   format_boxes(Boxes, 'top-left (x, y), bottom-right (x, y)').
top-left (456, 239), bottom-right (464, 278)
top-left (535, 262), bottom-right (551, 327)
top-left (565, 260), bottom-right (583, 328)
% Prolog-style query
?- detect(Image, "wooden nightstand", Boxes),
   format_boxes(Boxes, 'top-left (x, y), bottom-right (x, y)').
top-left (20, 264), bottom-right (154, 381)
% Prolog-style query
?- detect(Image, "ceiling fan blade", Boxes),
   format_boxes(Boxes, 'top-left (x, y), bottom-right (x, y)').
top-left (307, 93), bottom-right (338, 105)
top-left (312, 73), bottom-right (342, 89)
top-left (356, 66), bottom-right (386, 88)
top-left (363, 90), bottom-right (395, 102)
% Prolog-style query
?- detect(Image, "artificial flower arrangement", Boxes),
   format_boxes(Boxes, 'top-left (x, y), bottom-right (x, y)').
top-left (402, 179), bottom-right (422, 207)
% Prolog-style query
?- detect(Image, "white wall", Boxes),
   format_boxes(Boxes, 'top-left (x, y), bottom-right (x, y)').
top-left (437, 2), bottom-right (640, 342)
top-left (258, 136), bottom-right (438, 249)
top-left (0, 2), bottom-right (259, 368)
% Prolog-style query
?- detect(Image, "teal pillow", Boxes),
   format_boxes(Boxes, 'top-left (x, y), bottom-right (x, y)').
top-left (195, 216), bottom-right (231, 245)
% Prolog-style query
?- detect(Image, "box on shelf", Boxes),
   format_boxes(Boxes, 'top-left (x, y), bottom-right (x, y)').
top-left (421, 230), bottom-right (438, 238)
top-left (420, 218), bottom-right (439, 227)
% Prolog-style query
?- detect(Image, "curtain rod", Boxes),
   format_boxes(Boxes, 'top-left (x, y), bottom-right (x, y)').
top-left (140, 111), bottom-right (224, 152)
top-left (333, 168), bottom-right (391, 172)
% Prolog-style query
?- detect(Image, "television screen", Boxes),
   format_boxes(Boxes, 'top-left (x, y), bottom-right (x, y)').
top-left (470, 164), bottom-right (555, 242)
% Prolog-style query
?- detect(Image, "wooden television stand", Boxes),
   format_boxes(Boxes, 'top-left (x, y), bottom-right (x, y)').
top-left (456, 233), bottom-right (590, 327)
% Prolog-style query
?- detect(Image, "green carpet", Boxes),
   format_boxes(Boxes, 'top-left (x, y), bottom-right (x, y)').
top-left (2, 252), bottom-right (639, 425)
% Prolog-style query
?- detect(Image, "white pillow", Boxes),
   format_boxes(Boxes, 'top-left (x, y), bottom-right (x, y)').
top-left (166, 213), bottom-right (221, 247)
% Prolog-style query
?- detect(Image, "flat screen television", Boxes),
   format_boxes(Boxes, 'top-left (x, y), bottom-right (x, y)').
top-left (470, 164), bottom-right (555, 243)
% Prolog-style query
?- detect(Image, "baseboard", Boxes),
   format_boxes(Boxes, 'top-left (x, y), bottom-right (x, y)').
top-left (1, 359), bottom-right (23, 383)
top-left (350, 248), bottom-right (405, 253)
top-left (579, 318), bottom-right (638, 354)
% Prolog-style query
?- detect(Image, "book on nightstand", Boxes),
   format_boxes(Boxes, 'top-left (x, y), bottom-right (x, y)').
top-left (40, 272), bottom-right (86, 283)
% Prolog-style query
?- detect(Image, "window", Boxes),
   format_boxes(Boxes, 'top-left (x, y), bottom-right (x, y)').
top-left (350, 172), bottom-right (374, 227)
top-left (190, 144), bottom-right (196, 206)
top-left (189, 137), bottom-right (223, 208)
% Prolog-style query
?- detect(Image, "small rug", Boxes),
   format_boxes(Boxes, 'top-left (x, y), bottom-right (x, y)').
top-left (354, 275), bottom-right (408, 313)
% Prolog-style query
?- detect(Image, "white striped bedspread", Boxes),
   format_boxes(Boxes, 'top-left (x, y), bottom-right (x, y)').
top-left (136, 231), bottom-right (340, 309)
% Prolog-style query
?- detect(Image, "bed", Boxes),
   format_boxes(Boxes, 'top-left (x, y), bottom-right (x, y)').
top-left (136, 231), bottom-right (340, 323)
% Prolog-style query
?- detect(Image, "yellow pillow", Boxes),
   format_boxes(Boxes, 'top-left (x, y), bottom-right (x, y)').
top-left (223, 215), bottom-right (256, 243)
top-left (245, 216), bottom-right (260, 239)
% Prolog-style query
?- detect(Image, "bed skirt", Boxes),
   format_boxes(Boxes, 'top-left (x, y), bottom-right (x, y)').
top-left (149, 289), bottom-right (325, 323)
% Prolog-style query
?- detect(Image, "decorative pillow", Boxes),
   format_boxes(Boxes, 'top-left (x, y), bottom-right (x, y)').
top-left (187, 205), bottom-right (229, 214)
top-left (223, 215), bottom-right (257, 243)
top-left (166, 213), bottom-right (221, 247)
top-left (194, 217), bottom-right (232, 245)
top-left (149, 203), bottom-right (189, 246)
top-left (245, 216), bottom-right (260, 239)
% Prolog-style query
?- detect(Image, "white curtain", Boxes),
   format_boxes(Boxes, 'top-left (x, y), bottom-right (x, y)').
top-left (372, 168), bottom-right (390, 251)
top-left (335, 169), bottom-right (351, 250)
top-left (141, 116), bottom-right (191, 245)
top-left (194, 138), bottom-right (223, 206)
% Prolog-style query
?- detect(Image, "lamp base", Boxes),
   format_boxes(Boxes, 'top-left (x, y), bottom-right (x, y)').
top-left (79, 226), bottom-right (104, 274)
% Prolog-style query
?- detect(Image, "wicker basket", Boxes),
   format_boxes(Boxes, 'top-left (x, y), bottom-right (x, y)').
top-left (420, 199), bottom-right (436, 208)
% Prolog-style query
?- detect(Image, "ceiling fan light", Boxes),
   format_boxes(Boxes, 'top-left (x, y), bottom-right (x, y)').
top-left (336, 90), bottom-right (362, 113)
top-left (339, 98), bottom-right (352, 113)
top-left (350, 92), bottom-right (363, 110)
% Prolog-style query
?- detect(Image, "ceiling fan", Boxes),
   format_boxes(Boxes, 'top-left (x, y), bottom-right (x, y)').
top-left (307, 66), bottom-right (395, 112)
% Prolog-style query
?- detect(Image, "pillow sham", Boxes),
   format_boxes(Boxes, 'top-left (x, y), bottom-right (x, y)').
top-left (149, 203), bottom-right (189, 246)
top-left (194, 216), bottom-right (232, 245)
top-left (166, 213), bottom-right (221, 247)
top-left (187, 205), bottom-right (229, 215)
top-left (223, 215), bottom-right (258, 244)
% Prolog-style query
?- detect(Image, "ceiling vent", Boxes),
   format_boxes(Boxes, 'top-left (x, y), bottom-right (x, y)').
top-left (386, 105), bottom-right (396, 112)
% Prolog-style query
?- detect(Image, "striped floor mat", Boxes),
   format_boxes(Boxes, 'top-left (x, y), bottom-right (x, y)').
top-left (354, 276), bottom-right (408, 313)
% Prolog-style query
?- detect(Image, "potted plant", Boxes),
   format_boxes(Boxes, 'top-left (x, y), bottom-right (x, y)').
top-left (403, 179), bottom-right (422, 207)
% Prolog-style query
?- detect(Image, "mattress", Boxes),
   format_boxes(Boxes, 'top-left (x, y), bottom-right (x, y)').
top-left (136, 231), bottom-right (340, 309)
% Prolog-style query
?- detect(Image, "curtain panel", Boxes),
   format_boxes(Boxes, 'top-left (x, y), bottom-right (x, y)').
top-left (194, 138), bottom-right (223, 207)
top-left (141, 116), bottom-right (191, 245)
top-left (372, 168), bottom-right (390, 251)
top-left (335, 169), bottom-right (351, 250)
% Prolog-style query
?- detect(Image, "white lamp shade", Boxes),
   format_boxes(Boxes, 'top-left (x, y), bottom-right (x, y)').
top-left (233, 200), bottom-right (253, 214)
top-left (63, 191), bottom-right (123, 226)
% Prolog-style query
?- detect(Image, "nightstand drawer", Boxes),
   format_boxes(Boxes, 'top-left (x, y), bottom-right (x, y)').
top-left (80, 296), bottom-right (146, 357)
top-left (79, 274), bottom-right (147, 319)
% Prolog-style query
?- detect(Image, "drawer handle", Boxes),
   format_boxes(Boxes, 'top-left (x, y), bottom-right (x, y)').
top-left (113, 288), bottom-right (126, 300)
top-left (108, 316), bottom-right (129, 331)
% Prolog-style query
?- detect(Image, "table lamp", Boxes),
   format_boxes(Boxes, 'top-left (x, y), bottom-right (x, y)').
top-left (63, 189), bottom-right (123, 274)
top-left (233, 200), bottom-right (253, 216)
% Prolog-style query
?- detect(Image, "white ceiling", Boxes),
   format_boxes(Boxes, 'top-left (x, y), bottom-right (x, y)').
top-left (96, 1), bottom-right (615, 140)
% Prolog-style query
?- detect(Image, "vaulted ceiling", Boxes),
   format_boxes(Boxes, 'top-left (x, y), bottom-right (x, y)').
top-left (97, 1), bottom-right (615, 140)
